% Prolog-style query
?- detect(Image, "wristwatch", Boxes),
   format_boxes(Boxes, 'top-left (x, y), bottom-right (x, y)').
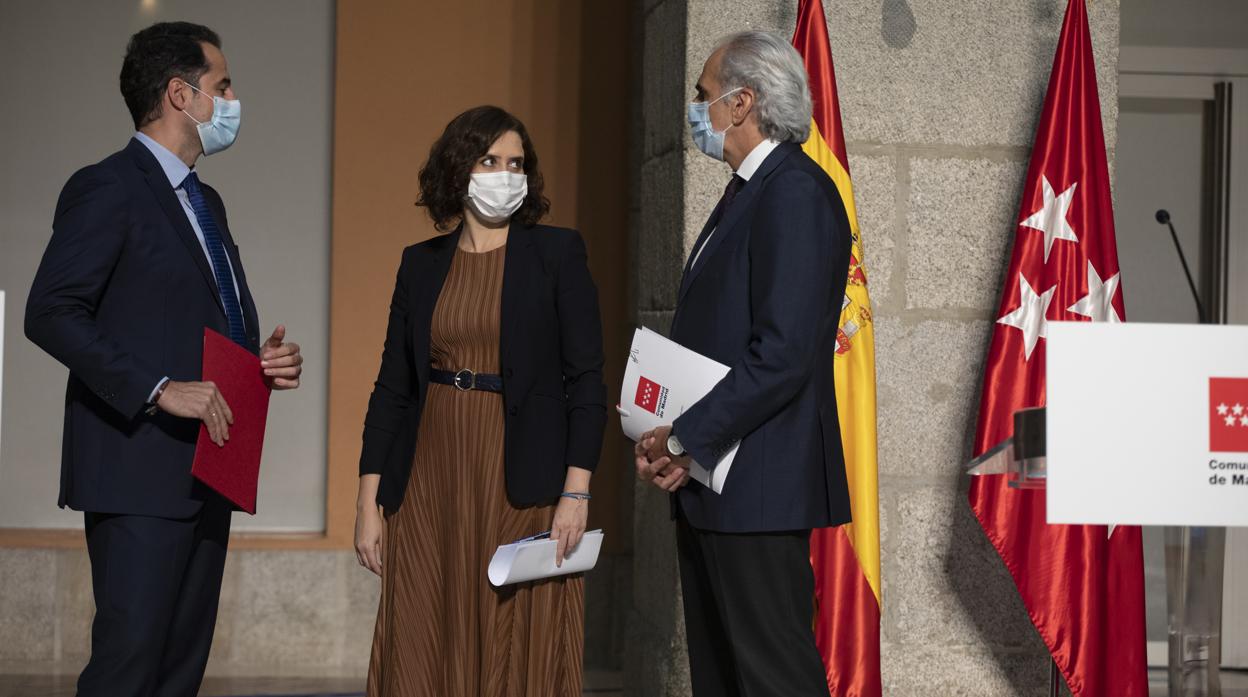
top-left (666, 432), bottom-right (685, 457)
top-left (145, 379), bottom-right (171, 417)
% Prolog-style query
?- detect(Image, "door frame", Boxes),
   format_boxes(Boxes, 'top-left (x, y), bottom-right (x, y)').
top-left (1119, 45), bottom-right (1248, 669)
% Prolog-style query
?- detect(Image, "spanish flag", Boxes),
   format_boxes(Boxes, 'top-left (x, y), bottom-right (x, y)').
top-left (793, 1), bottom-right (882, 694)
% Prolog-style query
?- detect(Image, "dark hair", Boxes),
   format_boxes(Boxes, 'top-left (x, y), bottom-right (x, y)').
top-left (120, 22), bottom-right (221, 129)
top-left (417, 106), bottom-right (550, 232)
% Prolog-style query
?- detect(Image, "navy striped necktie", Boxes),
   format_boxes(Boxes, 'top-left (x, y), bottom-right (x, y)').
top-left (180, 172), bottom-right (247, 346)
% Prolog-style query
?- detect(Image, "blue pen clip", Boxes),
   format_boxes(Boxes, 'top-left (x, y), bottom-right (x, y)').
top-left (513, 530), bottom-right (552, 544)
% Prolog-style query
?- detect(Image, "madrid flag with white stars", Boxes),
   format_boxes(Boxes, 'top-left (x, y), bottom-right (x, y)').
top-left (968, 1), bottom-right (1147, 695)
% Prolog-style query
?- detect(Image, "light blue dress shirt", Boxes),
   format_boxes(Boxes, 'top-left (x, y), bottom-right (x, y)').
top-left (133, 132), bottom-right (241, 298)
top-left (133, 132), bottom-right (243, 404)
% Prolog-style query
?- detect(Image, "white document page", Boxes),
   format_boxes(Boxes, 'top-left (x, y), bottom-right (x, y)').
top-left (617, 327), bottom-right (738, 494)
top-left (488, 529), bottom-right (604, 586)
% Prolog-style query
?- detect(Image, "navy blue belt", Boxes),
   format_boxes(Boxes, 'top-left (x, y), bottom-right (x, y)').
top-left (429, 368), bottom-right (504, 393)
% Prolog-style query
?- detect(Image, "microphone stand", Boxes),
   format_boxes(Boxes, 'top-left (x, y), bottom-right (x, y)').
top-left (1156, 209), bottom-right (1224, 697)
top-left (1155, 209), bottom-right (1207, 325)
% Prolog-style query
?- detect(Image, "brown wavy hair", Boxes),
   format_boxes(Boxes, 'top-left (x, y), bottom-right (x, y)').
top-left (416, 106), bottom-right (550, 232)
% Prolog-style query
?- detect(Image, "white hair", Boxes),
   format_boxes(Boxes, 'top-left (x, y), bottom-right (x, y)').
top-left (714, 30), bottom-right (813, 143)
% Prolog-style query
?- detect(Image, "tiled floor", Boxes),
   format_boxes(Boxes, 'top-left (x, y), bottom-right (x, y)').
top-left (0, 671), bottom-right (624, 697)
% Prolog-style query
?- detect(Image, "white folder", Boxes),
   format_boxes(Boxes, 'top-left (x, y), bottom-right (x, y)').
top-left (488, 529), bottom-right (604, 586)
top-left (617, 327), bottom-right (738, 494)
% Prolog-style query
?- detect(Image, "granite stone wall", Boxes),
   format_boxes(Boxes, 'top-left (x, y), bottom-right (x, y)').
top-left (0, 548), bottom-right (378, 677)
top-left (0, 1), bottom-right (1123, 690)
top-left (627, 1), bottom-right (1121, 695)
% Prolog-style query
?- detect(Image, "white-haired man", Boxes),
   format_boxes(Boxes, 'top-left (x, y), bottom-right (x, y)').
top-left (636, 30), bottom-right (852, 696)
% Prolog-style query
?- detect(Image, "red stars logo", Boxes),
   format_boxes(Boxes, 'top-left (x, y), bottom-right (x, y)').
top-left (635, 377), bottom-right (665, 415)
top-left (1210, 378), bottom-right (1248, 453)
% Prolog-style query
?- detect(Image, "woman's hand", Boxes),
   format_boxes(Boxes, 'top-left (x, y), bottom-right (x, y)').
top-left (551, 465), bottom-right (593, 567)
top-left (355, 474), bottom-right (384, 576)
top-left (355, 503), bottom-right (385, 576)
top-left (550, 495), bottom-right (588, 568)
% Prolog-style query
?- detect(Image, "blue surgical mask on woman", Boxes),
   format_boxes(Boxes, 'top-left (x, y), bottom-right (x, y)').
top-left (687, 87), bottom-right (742, 161)
top-left (183, 82), bottom-right (241, 156)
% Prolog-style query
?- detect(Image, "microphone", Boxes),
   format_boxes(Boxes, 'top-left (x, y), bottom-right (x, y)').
top-left (1155, 209), bottom-right (1206, 324)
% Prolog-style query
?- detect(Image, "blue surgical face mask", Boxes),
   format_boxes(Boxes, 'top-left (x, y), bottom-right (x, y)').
top-left (688, 87), bottom-right (742, 161)
top-left (184, 82), bottom-right (241, 156)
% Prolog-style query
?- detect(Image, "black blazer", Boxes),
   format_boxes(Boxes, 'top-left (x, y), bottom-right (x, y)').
top-left (25, 138), bottom-right (261, 519)
top-left (670, 142), bottom-right (853, 534)
top-left (359, 223), bottom-right (608, 511)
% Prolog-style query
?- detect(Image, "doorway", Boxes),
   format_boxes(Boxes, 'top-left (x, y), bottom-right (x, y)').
top-left (1116, 44), bottom-right (1248, 668)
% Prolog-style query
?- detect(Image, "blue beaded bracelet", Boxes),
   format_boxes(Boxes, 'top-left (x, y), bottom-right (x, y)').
top-left (560, 492), bottom-right (592, 501)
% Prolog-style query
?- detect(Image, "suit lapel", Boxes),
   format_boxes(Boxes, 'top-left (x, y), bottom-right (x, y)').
top-left (500, 222), bottom-right (534, 358)
top-left (677, 199), bottom-right (727, 298)
top-left (414, 230), bottom-right (459, 387)
top-left (677, 143), bottom-right (799, 305)
top-left (128, 140), bottom-right (225, 316)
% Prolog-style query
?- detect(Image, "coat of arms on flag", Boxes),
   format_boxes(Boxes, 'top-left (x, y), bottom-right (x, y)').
top-left (793, 1), bottom-right (883, 694)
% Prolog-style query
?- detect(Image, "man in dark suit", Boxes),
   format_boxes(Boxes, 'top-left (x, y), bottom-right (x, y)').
top-left (25, 22), bottom-right (303, 697)
top-left (635, 30), bottom-right (852, 697)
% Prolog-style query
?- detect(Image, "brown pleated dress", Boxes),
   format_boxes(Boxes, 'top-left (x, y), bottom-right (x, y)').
top-left (366, 245), bottom-right (585, 697)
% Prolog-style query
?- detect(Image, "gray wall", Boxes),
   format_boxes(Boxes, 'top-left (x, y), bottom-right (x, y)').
top-left (629, 0), bottom-right (1120, 695)
top-left (1121, 0), bottom-right (1248, 50)
top-left (1115, 99), bottom-right (1209, 325)
top-left (0, 0), bottom-right (333, 532)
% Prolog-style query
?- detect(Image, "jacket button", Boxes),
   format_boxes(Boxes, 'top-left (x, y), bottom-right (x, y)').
top-left (508, 406), bottom-right (518, 416)
top-left (505, 368), bottom-right (514, 378)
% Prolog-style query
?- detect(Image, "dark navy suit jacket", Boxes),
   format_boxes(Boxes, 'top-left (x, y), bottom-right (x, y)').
top-left (26, 138), bottom-right (261, 519)
top-left (671, 141), bottom-right (853, 533)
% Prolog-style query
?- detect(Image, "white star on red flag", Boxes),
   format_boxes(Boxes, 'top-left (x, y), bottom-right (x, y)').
top-left (970, 2), bottom-right (1149, 693)
top-left (996, 273), bottom-right (1057, 361)
top-left (1067, 261), bottom-right (1122, 323)
top-left (1020, 175), bottom-right (1079, 263)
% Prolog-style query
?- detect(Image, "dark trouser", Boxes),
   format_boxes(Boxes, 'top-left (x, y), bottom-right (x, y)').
top-left (676, 508), bottom-right (830, 697)
top-left (77, 497), bottom-right (231, 697)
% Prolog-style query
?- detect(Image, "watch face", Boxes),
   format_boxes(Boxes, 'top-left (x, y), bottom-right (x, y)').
top-left (668, 435), bottom-right (683, 455)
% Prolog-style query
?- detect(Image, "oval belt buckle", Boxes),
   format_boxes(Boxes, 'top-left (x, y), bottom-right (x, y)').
top-left (453, 369), bottom-right (476, 391)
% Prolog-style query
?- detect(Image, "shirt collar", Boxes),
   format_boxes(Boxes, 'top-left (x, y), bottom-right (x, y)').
top-left (134, 131), bottom-right (193, 189)
top-left (735, 139), bottom-right (781, 181)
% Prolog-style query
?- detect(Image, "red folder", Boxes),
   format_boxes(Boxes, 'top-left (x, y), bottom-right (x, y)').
top-left (190, 328), bottom-right (272, 514)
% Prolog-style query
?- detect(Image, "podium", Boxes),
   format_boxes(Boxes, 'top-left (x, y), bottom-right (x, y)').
top-left (966, 406), bottom-right (1047, 489)
top-left (969, 321), bottom-right (1248, 697)
top-left (970, 406), bottom-right (1226, 697)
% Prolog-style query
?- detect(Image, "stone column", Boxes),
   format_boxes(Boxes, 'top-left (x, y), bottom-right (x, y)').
top-left (628, 1), bottom-right (1121, 695)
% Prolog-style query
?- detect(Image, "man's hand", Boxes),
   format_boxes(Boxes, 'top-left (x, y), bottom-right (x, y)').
top-left (634, 425), bottom-right (692, 492)
top-left (156, 381), bottom-right (233, 446)
top-left (260, 325), bottom-right (303, 390)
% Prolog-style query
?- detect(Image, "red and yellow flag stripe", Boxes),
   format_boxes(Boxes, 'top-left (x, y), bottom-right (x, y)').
top-left (793, 1), bottom-right (882, 694)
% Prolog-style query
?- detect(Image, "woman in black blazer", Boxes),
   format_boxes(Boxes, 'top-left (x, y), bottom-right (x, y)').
top-left (355, 106), bottom-right (607, 696)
